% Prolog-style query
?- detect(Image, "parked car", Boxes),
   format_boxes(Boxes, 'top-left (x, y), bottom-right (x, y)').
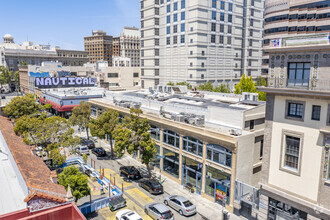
top-left (139, 179), bottom-right (163, 194)
top-left (76, 146), bottom-right (89, 155)
top-left (145, 202), bottom-right (174, 220)
top-left (80, 137), bottom-right (95, 149)
top-left (116, 209), bottom-right (143, 220)
top-left (119, 166), bottom-right (141, 180)
top-left (164, 195), bottom-right (196, 216)
top-left (36, 146), bottom-right (46, 157)
top-left (92, 147), bottom-right (107, 157)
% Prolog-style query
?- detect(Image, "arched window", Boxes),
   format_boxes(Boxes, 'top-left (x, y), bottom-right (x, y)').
top-left (182, 136), bottom-right (203, 156)
top-left (163, 130), bottom-right (179, 148)
top-left (206, 144), bottom-right (232, 167)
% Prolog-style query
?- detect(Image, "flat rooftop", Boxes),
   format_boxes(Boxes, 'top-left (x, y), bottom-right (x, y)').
top-left (43, 87), bottom-right (105, 99)
top-left (90, 88), bottom-right (265, 135)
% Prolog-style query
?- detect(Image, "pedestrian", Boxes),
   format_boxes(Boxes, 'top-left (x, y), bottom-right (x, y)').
top-left (100, 185), bottom-right (104, 195)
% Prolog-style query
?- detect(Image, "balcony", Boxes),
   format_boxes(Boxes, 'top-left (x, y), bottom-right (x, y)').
top-left (268, 77), bottom-right (330, 91)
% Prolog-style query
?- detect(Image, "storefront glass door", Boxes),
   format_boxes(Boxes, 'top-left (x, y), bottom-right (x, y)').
top-left (182, 156), bottom-right (202, 194)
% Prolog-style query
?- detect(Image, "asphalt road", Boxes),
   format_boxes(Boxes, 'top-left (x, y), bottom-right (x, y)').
top-left (87, 152), bottom-right (204, 220)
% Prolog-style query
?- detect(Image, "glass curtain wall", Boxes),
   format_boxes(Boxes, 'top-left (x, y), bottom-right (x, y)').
top-left (163, 130), bottom-right (180, 148)
top-left (182, 136), bottom-right (203, 157)
top-left (163, 148), bottom-right (180, 178)
top-left (182, 156), bottom-right (202, 194)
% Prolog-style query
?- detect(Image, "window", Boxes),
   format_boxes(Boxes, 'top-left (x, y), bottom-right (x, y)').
top-left (173, 24), bottom-right (177, 33)
top-left (141, 11), bottom-right (144, 18)
top-left (228, 25), bottom-right (232, 34)
top-left (141, 1), bottom-right (144, 8)
top-left (155, 69), bottom-right (159, 76)
top-left (201, 74), bottom-right (204, 79)
top-left (220, 24), bottom-right (224, 32)
top-left (227, 36), bottom-right (231, 45)
top-left (173, 36), bottom-right (178, 44)
top-left (155, 7), bottom-right (159, 15)
top-left (249, 49), bottom-right (252, 56)
top-left (288, 63), bottom-right (310, 87)
top-left (228, 2), bottom-right (233, 11)
top-left (268, 198), bottom-right (307, 220)
top-left (287, 102), bottom-right (304, 119)
top-left (150, 125), bottom-right (160, 140)
top-left (174, 13), bottom-right (178, 22)
top-left (202, 51), bottom-right (205, 56)
top-left (201, 62), bottom-right (204, 67)
top-left (250, 19), bottom-right (254, 26)
top-left (180, 35), bottom-right (185, 43)
top-left (167, 15), bottom-right (171, 23)
top-left (207, 144), bottom-right (232, 167)
top-left (163, 148), bottom-right (180, 178)
top-left (250, 8), bottom-right (254, 16)
top-left (221, 1), bottom-right (225, 10)
top-left (219, 35), bottom-right (224, 44)
top-left (163, 130), bottom-right (180, 148)
top-left (220, 12), bottom-right (225, 21)
top-left (312, 105), bottom-right (321, 121)
top-left (182, 136), bottom-right (203, 156)
top-left (155, 48), bottom-right (159, 56)
top-left (181, 23), bottom-right (185, 32)
top-left (260, 139), bottom-right (264, 158)
top-left (328, 104), bottom-right (330, 125)
top-left (211, 34), bottom-right (216, 43)
top-left (190, 51), bottom-right (193, 55)
top-left (133, 72), bottom-right (139, 77)
top-left (174, 1), bottom-right (178, 10)
top-left (167, 4), bottom-right (171, 13)
top-left (155, 59), bottom-right (159, 66)
top-left (167, 37), bottom-right (171, 45)
top-left (108, 73), bottom-right (118, 78)
top-left (141, 21), bottom-right (144, 28)
top-left (141, 30), bottom-right (144, 37)
top-left (190, 62), bottom-right (193, 67)
top-left (181, 11), bottom-right (185, 20)
top-left (212, 0), bottom-right (216, 8)
top-left (167, 26), bottom-right (171, 34)
top-left (324, 137), bottom-right (330, 180)
top-left (250, 120), bottom-right (255, 130)
top-left (212, 11), bottom-right (216, 20)
top-left (155, 79), bottom-right (159, 85)
top-left (181, 0), bottom-right (185, 8)
top-left (211, 23), bottom-right (216, 32)
top-left (228, 14), bottom-right (232, 23)
top-left (155, 18), bottom-right (159, 25)
top-left (283, 136), bottom-right (301, 171)
top-left (155, 38), bottom-right (159, 45)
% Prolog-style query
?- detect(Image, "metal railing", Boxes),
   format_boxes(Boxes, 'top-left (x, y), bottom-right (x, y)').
top-left (234, 180), bottom-right (259, 208)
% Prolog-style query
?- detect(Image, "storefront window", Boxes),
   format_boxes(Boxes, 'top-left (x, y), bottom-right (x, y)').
top-left (205, 166), bottom-right (231, 205)
top-left (206, 144), bottom-right (232, 167)
top-left (163, 130), bottom-right (180, 148)
top-left (150, 144), bottom-right (160, 169)
top-left (268, 198), bottom-right (307, 220)
top-left (150, 125), bottom-right (160, 140)
top-left (182, 136), bottom-right (203, 157)
top-left (182, 156), bottom-right (202, 194)
top-left (163, 148), bottom-right (180, 178)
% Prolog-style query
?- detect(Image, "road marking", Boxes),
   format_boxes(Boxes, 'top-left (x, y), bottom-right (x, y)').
top-left (125, 188), bottom-right (154, 207)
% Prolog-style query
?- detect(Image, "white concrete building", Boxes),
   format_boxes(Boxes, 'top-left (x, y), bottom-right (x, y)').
top-left (120, 27), bottom-right (141, 67)
top-left (140, 0), bottom-right (265, 89)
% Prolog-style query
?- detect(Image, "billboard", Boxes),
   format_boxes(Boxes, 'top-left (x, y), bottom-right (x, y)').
top-left (35, 77), bottom-right (97, 88)
top-left (29, 72), bottom-right (50, 77)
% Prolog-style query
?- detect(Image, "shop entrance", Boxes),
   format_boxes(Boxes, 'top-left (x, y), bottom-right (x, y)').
top-left (182, 156), bottom-right (202, 194)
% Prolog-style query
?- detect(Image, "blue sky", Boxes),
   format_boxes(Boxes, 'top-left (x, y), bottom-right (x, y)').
top-left (0, 0), bottom-right (140, 50)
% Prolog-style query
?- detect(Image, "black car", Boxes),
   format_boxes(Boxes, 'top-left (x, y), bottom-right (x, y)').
top-left (91, 147), bottom-right (107, 157)
top-left (81, 138), bottom-right (95, 149)
top-left (119, 166), bottom-right (141, 180)
top-left (139, 179), bottom-right (164, 194)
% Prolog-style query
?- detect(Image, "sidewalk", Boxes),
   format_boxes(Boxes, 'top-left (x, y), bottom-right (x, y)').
top-left (97, 139), bottom-right (241, 220)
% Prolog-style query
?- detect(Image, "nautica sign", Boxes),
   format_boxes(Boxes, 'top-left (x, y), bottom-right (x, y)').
top-left (35, 77), bottom-right (97, 88)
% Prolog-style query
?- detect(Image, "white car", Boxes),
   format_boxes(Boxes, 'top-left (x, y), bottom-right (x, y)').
top-left (116, 209), bottom-right (143, 220)
top-left (76, 146), bottom-right (89, 155)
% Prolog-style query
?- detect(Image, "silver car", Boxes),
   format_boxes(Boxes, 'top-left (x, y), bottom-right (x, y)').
top-left (164, 195), bottom-right (196, 216)
top-left (145, 202), bottom-right (174, 220)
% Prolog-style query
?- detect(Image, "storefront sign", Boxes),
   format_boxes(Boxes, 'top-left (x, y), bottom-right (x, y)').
top-left (215, 184), bottom-right (226, 202)
top-left (35, 77), bottom-right (97, 88)
top-left (282, 33), bottom-right (330, 47)
top-left (29, 72), bottom-right (50, 77)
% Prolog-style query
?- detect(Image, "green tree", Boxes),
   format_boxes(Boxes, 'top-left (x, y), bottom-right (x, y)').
top-left (113, 124), bottom-right (132, 157)
top-left (83, 153), bottom-right (88, 164)
top-left (116, 108), bottom-right (156, 178)
top-left (213, 84), bottom-right (230, 93)
top-left (176, 81), bottom-right (192, 90)
top-left (89, 109), bottom-right (119, 157)
top-left (167, 82), bottom-right (174, 86)
top-left (14, 71), bottom-right (20, 89)
top-left (234, 74), bottom-right (267, 101)
top-left (19, 60), bottom-right (28, 66)
top-left (0, 66), bottom-right (12, 84)
top-left (256, 76), bottom-right (267, 87)
top-left (3, 94), bottom-right (42, 118)
top-left (49, 148), bottom-right (66, 167)
top-left (197, 81), bottom-right (214, 92)
top-left (58, 166), bottom-right (90, 202)
top-left (69, 101), bottom-right (91, 139)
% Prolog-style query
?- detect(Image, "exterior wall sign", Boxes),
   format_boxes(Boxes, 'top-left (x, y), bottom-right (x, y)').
top-left (35, 77), bottom-right (97, 88)
top-left (29, 72), bottom-right (50, 77)
top-left (57, 71), bottom-right (71, 77)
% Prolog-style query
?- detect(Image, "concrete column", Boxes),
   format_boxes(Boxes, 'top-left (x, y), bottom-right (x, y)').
top-left (201, 142), bottom-right (207, 194)
top-left (179, 134), bottom-right (183, 182)
top-left (227, 146), bottom-right (237, 213)
top-left (160, 128), bottom-right (164, 171)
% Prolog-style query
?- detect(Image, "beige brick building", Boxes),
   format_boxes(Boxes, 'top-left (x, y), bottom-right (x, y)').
top-left (84, 30), bottom-right (113, 65)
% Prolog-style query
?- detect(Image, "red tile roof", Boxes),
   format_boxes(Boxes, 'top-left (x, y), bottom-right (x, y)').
top-left (0, 116), bottom-right (67, 203)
